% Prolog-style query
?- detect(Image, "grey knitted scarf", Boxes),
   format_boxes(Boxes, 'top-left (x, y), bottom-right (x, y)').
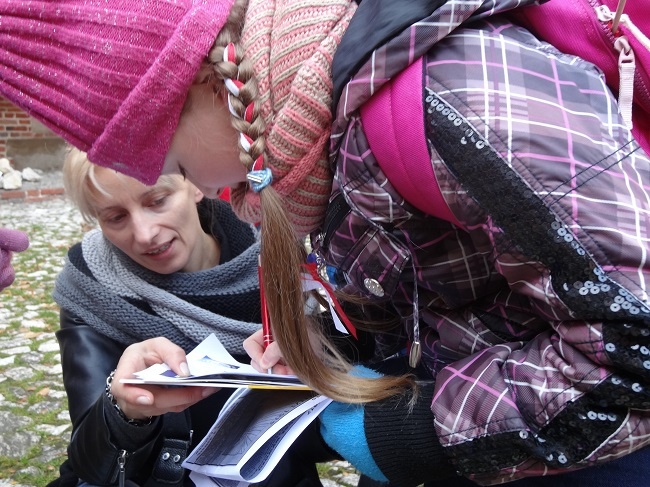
top-left (53, 200), bottom-right (262, 355)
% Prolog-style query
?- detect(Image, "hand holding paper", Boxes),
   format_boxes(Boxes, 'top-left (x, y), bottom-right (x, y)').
top-left (122, 334), bottom-right (308, 390)
top-left (118, 334), bottom-right (339, 485)
top-left (114, 337), bottom-right (217, 420)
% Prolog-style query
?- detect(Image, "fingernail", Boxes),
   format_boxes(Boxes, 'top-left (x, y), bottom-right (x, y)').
top-left (202, 388), bottom-right (216, 398)
top-left (180, 362), bottom-right (190, 377)
top-left (136, 396), bottom-right (152, 405)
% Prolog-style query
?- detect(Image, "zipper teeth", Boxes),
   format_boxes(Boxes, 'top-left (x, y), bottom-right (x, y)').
top-left (323, 206), bottom-right (349, 249)
top-left (322, 194), bottom-right (350, 250)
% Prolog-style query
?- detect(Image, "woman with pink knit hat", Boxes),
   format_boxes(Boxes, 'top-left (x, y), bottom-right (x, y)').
top-left (4, 0), bottom-right (650, 486)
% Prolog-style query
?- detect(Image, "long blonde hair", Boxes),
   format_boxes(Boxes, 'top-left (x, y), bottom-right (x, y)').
top-left (202, 0), bottom-right (414, 403)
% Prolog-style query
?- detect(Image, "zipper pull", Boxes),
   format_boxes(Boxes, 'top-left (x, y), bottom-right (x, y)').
top-left (307, 252), bottom-right (331, 284)
top-left (595, 4), bottom-right (635, 129)
top-left (595, 4), bottom-right (611, 23)
top-left (117, 449), bottom-right (128, 487)
top-left (614, 35), bottom-right (635, 128)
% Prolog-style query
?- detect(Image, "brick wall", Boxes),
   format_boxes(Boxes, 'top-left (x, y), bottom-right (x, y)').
top-left (0, 96), bottom-right (67, 171)
top-left (0, 97), bottom-right (54, 159)
top-left (0, 98), bottom-right (66, 201)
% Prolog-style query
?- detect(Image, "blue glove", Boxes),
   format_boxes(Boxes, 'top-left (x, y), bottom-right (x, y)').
top-left (319, 366), bottom-right (389, 483)
top-left (321, 366), bottom-right (447, 486)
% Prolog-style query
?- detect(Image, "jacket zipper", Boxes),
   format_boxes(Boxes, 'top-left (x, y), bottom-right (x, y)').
top-left (116, 449), bottom-right (128, 487)
top-left (321, 192), bottom-right (351, 252)
top-left (593, 1), bottom-right (650, 127)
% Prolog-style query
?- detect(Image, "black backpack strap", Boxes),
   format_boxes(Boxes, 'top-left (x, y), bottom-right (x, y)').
top-left (332, 0), bottom-right (446, 112)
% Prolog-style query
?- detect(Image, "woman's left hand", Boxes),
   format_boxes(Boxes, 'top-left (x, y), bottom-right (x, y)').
top-left (111, 337), bottom-right (217, 420)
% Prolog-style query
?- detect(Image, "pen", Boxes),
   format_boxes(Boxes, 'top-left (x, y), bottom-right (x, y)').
top-left (258, 256), bottom-right (273, 374)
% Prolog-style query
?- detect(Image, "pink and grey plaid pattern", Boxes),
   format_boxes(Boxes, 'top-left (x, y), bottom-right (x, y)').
top-left (318, 0), bottom-right (650, 483)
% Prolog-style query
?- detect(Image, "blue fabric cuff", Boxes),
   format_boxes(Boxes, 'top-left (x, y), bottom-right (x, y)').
top-left (319, 366), bottom-right (388, 482)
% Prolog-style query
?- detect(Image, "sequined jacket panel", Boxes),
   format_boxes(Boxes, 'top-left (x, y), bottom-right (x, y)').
top-left (312, 0), bottom-right (650, 484)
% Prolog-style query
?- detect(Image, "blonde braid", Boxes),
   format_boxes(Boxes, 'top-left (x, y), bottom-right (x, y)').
top-left (205, 0), bottom-right (414, 403)
top-left (208, 0), bottom-right (265, 173)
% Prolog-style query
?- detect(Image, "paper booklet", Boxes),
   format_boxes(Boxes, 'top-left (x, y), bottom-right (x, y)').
top-left (121, 333), bottom-right (310, 390)
top-left (121, 333), bottom-right (332, 486)
top-left (185, 386), bottom-right (331, 485)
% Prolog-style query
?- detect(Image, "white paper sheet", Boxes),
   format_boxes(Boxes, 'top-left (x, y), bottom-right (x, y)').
top-left (121, 334), bottom-right (309, 390)
top-left (183, 387), bottom-right (331, 483)
top-left (121, 333), bottom-right (332, 484)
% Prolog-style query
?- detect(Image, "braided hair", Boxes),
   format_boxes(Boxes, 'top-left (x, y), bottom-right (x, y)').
top-left (198, 0), bottom-right (414, 404)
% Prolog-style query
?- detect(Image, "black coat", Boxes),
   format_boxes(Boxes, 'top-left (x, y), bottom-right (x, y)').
top-left (51, 309), bottom-right (336, 487)
top-left (56, 309), bottom-right (226, 486)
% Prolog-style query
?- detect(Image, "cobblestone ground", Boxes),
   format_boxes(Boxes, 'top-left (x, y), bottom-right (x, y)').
top-left (0, 193), bottom-right (360, 487)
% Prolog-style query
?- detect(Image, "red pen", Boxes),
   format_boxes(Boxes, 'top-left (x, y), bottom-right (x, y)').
top-left (258, 256), bottom-right (273, 373)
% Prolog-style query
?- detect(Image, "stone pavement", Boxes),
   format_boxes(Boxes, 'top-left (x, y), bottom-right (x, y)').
top-left (0, 179), bottom-right (361, 487)
top-left (0, 190), bottom-right (82, 487)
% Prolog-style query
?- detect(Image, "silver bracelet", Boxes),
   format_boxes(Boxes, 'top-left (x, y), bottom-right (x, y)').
top-left (105, 369), bottom-right (153, 427)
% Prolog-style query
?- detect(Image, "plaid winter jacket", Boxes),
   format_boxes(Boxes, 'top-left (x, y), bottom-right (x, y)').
top-left (311, 0), bottom-right (650, 484)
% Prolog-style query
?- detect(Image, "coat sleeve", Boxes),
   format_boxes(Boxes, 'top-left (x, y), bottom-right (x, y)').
top-left (418, 15), bottom-right (650, 484)
top-left (324, 1), bottom-right (650, 484)
top-left (56, 309), bottom-right (161, 484)
top-left (319, 365), bottom-right (455, 486)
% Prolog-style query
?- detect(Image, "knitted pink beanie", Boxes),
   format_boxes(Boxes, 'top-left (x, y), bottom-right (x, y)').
top-left (230, 0), bottom-right (357, 236)
top-left (0, 0), bottom-right (234, 185)
top-left (0, 0), bottom-right (356, 235)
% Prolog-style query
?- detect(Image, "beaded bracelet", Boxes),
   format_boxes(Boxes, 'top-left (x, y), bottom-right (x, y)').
top-left (105, 369), bottom-right (154, 427)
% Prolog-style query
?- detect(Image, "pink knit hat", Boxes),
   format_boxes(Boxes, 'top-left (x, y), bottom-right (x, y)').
top-left (1, 0), bottom-right (356, 236)
top-left (230, 0), bottom-right (357, 236)
top-left (0, 0), bottom-right (234, 185)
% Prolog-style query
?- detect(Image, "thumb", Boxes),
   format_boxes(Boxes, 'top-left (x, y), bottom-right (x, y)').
top-left (0, 228), bottom-right (29, 253)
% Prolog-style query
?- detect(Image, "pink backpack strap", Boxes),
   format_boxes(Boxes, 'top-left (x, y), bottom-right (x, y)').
top-left (509, 0), bottom-right (650, 156)
top-left (360, 57), bottom-right (463, 228)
